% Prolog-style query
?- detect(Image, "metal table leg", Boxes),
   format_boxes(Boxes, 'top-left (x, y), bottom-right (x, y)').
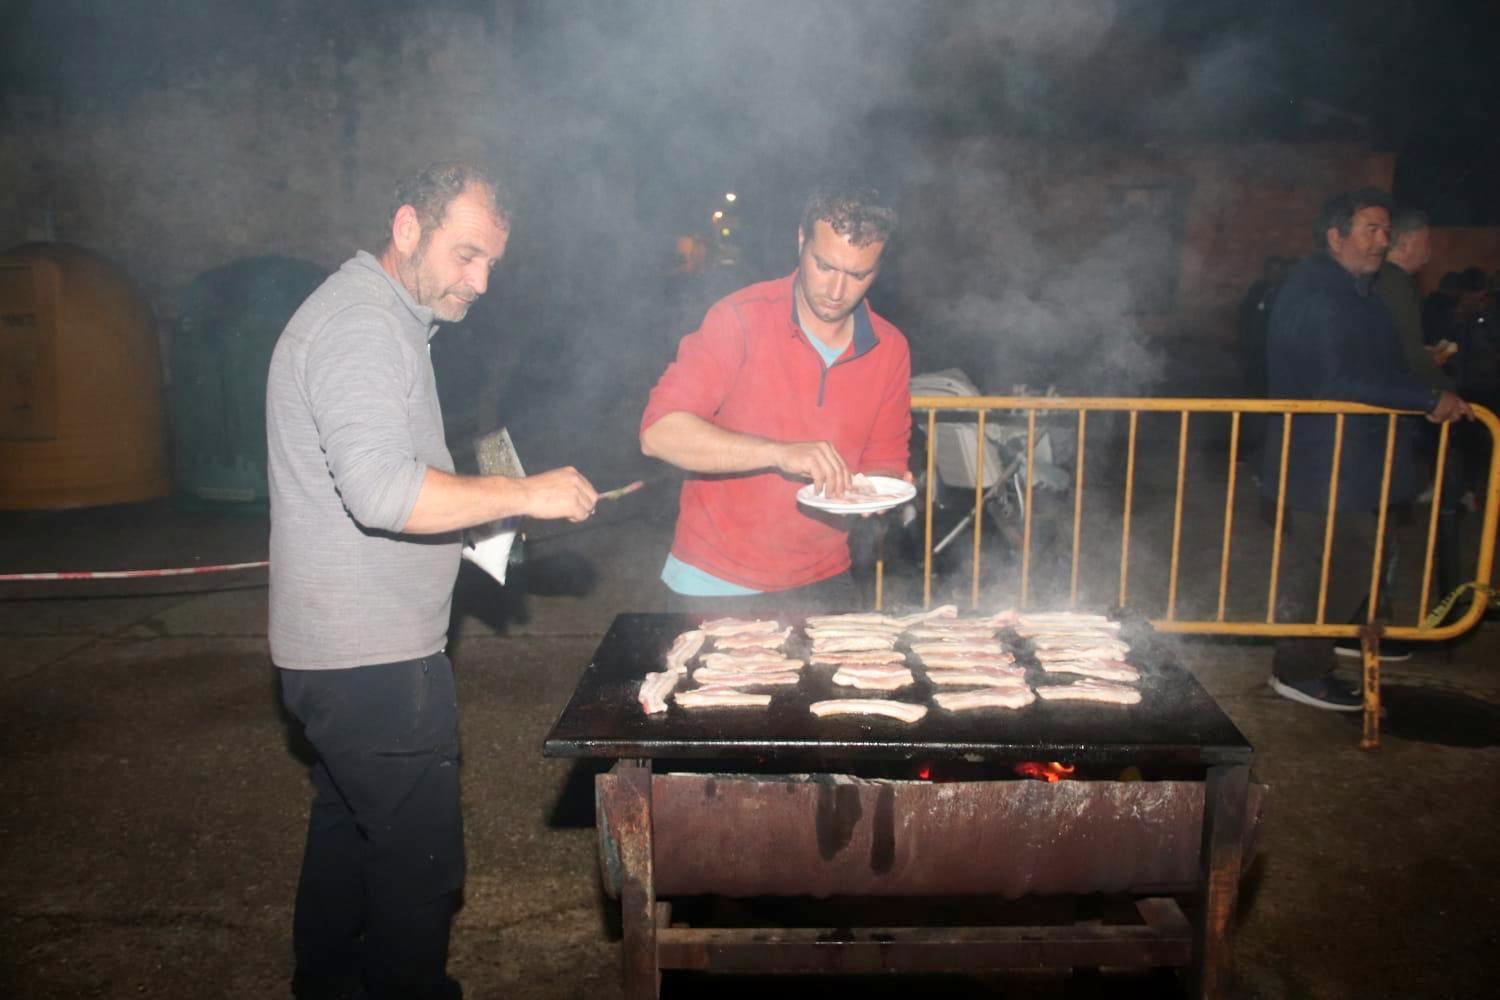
top-left (1192, 763), bottom-right (1250, 999)
top-left (598, 759), bottom-right (658, 999)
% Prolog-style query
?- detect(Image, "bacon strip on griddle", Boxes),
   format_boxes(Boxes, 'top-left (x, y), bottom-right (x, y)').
top-left (1037, 658), bottom-right (1140, 683)
top-left (913, 650), bottom-right (1017, 671)
top-left (904, 624), bottom-right (1002, 642)
top-left (689, 668), bottom-right (802, 687)
top-left (699, 617), bottom-right (784, 638)
top-left (909, 640), bottom-right (1007, 658)
top-left (924, 668), bottom-right (1030, 688)
top-left (698, 651), bottom-right (805, 672)
top-left (711, 627), bottom-right (792, 650)
top-left (892, 604), bottom-right (959, 626)
top-left (664, 629), bottom-right (705, 673)
top-left (809, 699), bottom-right (928, 723)
top-left (807, 633), bottom-right (901, 653)
top-left (1017, 612), bottom-right (1120, 631)
top-left (1033, 678), bottom-right (1142, 705)
top-left (673, 688), bottom-right (774, 709)
top-left (808, 649), bottom-right (908, 666)
top-left (831, 668), bottom-right (915, 691)
top-left (637, 670), bottom-right (682, 714)
top-left (933, 687), bottom-right (1036, 711)
top-left (804, 612), bottom-right (902, 629)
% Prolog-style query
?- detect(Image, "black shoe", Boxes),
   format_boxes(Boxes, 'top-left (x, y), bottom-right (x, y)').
top-left (1333, 638), bottom-right (1411, 662)
top-left (1269, 676), bottom-right (1363, 712)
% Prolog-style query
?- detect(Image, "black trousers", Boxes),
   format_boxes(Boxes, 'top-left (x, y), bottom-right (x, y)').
top-left (280, 654), bottom-right (464, 1000)
top-left (664, 570), bottom-right (858, 617)
top-left (1271, 511), bottom-right (1393, 684)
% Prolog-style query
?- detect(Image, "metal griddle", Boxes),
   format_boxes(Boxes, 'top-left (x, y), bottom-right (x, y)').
top-left (543, 612), bottom-right (1251, 768)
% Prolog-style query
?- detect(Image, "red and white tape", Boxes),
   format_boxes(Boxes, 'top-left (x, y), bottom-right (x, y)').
top-left (0, 560), bottom-right (269, 582)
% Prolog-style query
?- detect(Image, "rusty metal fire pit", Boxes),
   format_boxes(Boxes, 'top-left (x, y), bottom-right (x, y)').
top-left (545, 613), bottom-right (1260, 999)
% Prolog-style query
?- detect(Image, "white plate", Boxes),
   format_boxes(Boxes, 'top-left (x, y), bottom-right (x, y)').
top-left (796, 475), bottom-right (916, 514)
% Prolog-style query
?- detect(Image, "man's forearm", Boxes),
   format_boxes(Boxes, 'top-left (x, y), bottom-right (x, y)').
top-left (640, 412), bottom-right (781, 474)
top-left (401, 467), bottom-right (533, 534)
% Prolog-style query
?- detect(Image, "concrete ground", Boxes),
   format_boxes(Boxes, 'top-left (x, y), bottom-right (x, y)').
top-left (2, 474), bottom-right (1498, 999)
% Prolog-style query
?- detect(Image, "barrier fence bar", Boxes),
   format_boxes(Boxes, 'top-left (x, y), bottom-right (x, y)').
top-left (1120, 410), bottom-right (1139, 608)
top-left (972, 409), bottom-right (987, 609)
top-left (1070, 410), bottom-right (1087, 607)
top-left (1022, 410), bottom-right (1037, 609)
top-left (1216, 413), bottom-right (1240, 623)
top-left (1167, 411), bottom-right (1190, 620)
top-left (1418, 423), bottom-right (1452, 622)
top-left (1268, 414), bottom-right (1292, 624)
top-left (895, 395), bottom-right (1500, 750)
top-left (1317, 415), bottom-right (1346, 625)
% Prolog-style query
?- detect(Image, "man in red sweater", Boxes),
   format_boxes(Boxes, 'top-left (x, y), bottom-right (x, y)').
top-left (641, 185), bottom-right (911, 612)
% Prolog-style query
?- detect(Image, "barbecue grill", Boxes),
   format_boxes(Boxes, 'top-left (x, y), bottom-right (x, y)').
top-left (544, 612), bottom-right (1262, 998)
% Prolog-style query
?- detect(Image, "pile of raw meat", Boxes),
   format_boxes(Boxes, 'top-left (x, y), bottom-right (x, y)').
top-left (636, 606), bottom-right (1143, 721)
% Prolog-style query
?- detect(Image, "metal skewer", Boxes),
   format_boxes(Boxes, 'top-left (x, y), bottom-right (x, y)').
top-left (598, 480), bottom-right (644, 502)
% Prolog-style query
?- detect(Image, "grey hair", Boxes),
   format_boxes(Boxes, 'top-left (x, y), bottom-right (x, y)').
top-left (383, 161), bottom-right (508, 250)
top-left (1390, 206), bottom-right (1430, 241)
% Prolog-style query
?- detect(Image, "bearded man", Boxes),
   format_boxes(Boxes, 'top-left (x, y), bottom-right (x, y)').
top-left (266, 161), bottom-right (596, 999)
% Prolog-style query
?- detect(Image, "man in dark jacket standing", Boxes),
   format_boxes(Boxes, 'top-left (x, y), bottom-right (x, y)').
top-left (1260, 188), bottom-right (1471, 710)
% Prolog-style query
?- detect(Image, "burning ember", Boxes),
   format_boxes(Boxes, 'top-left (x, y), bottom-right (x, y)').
top-left (1014, 761), bottom-right (1077, 782)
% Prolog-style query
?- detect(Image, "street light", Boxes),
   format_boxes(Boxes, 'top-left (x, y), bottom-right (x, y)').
top-left (724, 192), bottom-right (737, 203)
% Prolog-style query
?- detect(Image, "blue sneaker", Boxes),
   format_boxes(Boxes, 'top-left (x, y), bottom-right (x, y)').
top-left (1269, 676), bottom-right (1363, 712)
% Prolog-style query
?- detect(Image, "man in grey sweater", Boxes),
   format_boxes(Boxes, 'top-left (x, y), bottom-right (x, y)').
top-left (266, 162), bottom-right (596, 1000)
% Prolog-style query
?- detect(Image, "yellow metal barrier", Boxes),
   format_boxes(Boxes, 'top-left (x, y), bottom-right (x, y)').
top-left (883, 396), bottom-right (1500, 749)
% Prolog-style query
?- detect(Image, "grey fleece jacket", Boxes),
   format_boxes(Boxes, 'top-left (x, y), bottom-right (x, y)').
top-left (266, 251), bottom-right (458, 669)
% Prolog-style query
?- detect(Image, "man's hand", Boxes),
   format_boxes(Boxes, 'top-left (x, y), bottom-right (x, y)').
top-left (772, 441), bottom-right (851, 498)
top-left (520, 467), bottom-right (599, 522)
top-left (1427, 391), bottom-right (1475, 423)
top-left (1425, 340), bottom-right (1459, 365)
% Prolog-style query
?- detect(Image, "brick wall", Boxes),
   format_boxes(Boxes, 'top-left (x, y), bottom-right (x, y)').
top-left (0, 8), bottom-right (514, 333)
top-left (1421, 228), bottom-right (1500, 294)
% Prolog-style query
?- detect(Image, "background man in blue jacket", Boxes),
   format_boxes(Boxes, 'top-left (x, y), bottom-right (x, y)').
top-left (1260, 188), bottom-right (1472, 711)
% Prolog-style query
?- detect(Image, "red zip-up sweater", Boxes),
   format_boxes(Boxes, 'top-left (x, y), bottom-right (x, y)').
top-left (641, 272), bottom-right (911, 591)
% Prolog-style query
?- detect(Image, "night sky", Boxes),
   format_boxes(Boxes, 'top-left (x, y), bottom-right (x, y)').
top-left (3, 0), bottom-right (1497, 220)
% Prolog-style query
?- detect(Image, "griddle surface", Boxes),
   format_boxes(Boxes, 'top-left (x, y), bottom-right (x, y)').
top-left (543, 613), bottom-right (1251, 767)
